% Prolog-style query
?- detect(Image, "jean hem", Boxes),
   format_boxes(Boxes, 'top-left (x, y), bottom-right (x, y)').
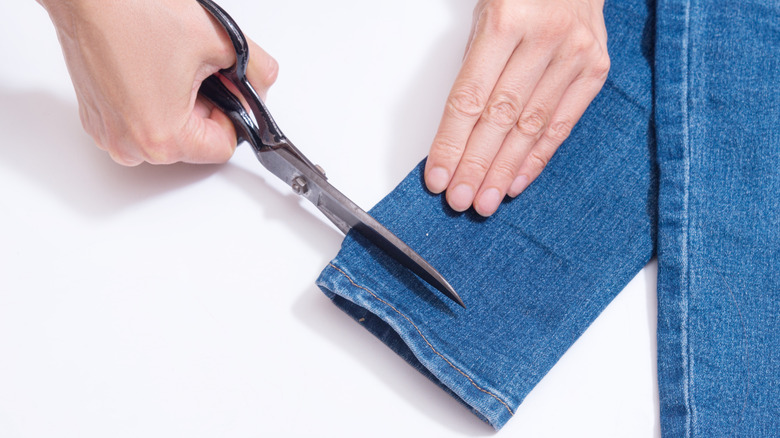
top-left (316, 262), bottom-right (515, 430)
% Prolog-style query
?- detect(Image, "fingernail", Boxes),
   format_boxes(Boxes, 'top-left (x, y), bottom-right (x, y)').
top-left (426, 166), bottom-right (450, 194)
top-left (509, 175), bottom-right (530, 197)
top-left (476, 188), bottom-right (502, 217)
top-left (448, 184), bottom-right (475, 212)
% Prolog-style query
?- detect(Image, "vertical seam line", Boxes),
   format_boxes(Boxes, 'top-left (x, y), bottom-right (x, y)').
top-left (681, 0), bottom-right (695, 436)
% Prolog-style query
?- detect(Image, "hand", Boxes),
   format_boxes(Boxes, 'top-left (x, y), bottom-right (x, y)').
top-left (424, 0), bottom-right (609, 216)
top-left (38, 0), bottom-right (278, 166)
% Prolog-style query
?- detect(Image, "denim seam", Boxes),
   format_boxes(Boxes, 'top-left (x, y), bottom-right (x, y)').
top-left (327, 262), bottom-right (516, 417)
top-left (681, 0), bottom-right (695, 436)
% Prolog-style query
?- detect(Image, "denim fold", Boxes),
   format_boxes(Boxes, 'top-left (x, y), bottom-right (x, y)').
top-left (318, 2), bottom-right (656, 423)
top-left (317, 0), bottom-right (779, 433)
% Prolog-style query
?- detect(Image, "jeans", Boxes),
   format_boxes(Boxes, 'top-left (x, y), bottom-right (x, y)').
top-left (316, 0), bottom-right (780, 434)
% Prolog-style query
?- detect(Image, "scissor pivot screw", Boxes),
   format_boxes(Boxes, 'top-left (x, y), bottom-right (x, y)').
top-left (291, 176), bottom-right (308, 195)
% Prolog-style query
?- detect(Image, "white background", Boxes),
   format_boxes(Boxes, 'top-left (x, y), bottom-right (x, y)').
top-left (0, 1), bottom-right (660, 436)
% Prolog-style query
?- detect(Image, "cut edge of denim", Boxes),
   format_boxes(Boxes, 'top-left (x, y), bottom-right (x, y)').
top-left (316, 262), bottom-right (515, 430)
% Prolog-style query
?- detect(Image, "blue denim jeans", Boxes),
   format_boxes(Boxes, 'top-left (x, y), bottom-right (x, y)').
top-left (317, 0), bottom-right (780, 434)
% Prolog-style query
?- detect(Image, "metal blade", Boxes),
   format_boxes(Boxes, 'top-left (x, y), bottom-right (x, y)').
top-left (255, 144), bottom-right (465, 308)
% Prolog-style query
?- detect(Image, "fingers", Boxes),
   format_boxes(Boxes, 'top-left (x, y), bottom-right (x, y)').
top-left (426, 0), bottom-right (610, 216)
top-left (513, 61), bottom-right (609, 190)
top-left (56, 0), bottom-right (282, 167)
top-left (184, 38), bottom-right (277, 164)
top-left (245, 38), bottom-right (278, 101)
top-left (202, 10), bottom-right (278, 96)
top-left (107, 149), bottom-right (144, 167)
top-left (443, 43), bottom-right (552, 212)
top-left (424, 16), bottom-right (519, 194)
top-left (164, 39), bottom-right (278, 165)
top-left (180, 95), bottom-right (237, 164)
top-left (98, 88), bottom-right (239, 166)
top-left (466, 58), bottom-right (582, 215)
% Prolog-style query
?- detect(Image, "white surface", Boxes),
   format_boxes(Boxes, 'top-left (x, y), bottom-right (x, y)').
top-left (0, 1), bottom-right (660, 437)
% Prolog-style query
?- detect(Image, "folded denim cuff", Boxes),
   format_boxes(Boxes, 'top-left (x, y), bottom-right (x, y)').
top-left (317, 259), bottom-right (515, 428)
top-left (315, 60), bottom-right (656, 427)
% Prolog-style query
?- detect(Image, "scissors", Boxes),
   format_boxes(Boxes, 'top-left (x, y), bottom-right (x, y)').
top-left (195, 0), bottom-right (465, 308)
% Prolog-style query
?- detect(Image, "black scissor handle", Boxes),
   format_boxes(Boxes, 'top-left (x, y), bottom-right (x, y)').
top-left (196, 0), bottom-right (464, 308)
top-left (199, 76), bottom-right (262, 148)
top-left (196, 0), bottom-right (286, 149)
top-left (196, 0), bottom-right (248, 81)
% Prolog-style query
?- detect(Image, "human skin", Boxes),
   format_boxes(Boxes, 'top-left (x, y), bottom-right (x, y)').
top-left (37, 0), bottom-right (278, 166)
top-left (425, 0), bottom-right (609, 216)
top-left (39, 0), bottom-right (607, 218)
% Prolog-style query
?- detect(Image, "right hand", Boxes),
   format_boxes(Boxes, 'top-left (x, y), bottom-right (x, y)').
top-left (424, 0), bottom-right (609, 216)
top-left (38, 0), bottom-right (278, 166)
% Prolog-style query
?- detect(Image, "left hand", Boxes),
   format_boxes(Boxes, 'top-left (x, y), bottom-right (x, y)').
top-left (424, 0), bottom-right (610, 216)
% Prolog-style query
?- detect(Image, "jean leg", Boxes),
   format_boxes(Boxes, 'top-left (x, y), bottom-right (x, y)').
top-left (655, 1), bottom-right (780, 436)
top-left (316, 0), bottom-right (657, 429)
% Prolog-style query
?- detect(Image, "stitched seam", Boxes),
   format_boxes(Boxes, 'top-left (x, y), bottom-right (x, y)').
top-left (682, 1), bottom-right (695, 436)
top-left (328, 263), bottom-right (515, 416)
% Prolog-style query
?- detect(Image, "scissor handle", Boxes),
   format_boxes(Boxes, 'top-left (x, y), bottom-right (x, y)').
top-left (197, 1), bottom-right (463, 307)
top-left (198, 76), bottom-right (262, 148)
top-left (196, 0), bottom-right (286, 149)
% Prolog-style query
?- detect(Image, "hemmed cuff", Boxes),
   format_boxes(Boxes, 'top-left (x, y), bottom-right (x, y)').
top-left (316, 261), bottom-right (515, 430)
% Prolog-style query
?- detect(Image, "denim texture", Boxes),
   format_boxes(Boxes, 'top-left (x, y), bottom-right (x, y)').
top-left (317, 0), bottom-right (779, 433)
top-left (655, 1), bottom-right (780, 436)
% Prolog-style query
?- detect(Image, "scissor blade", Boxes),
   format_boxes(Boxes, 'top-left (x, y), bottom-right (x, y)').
top-left (317, 181), bottom-right (465, 309)
top-left (255, 145), bottom-right (465, 308)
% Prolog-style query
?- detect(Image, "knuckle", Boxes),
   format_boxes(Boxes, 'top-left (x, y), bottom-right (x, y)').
top-left (134, 128), bottom-right (178, 164)
top-left (526, 150), bottom-right (550, 171)
top-left (262, 56), bottom-right (279, 86)
top-left (88, 131), bottom-right (108, 152)
top-left (488, 159), bottom-right (518, 182)
top-left (214, 40), bottom-right (236, 69)
top-left (77, 107), bottom-right (107, 150)
top-left (515, 109), bottom-right (548, 139)
top-left (562, 28), bottom-right (604, 63)
top-left (482, 95), bottom-right (523, 128)
top-left (77, 107), bottom-right (92, 134)
top-left (107, 146), bottom-right (138, 167)
top-left (547, 120), bottom-right (574, 143)
top-left (590, 54), bottom-right (611, 81)
top-left (100, 131), bottom-right (125, 158)
top-left (480, 0), bottom-right (517, 37)
top-left (92, 138), bottom-right (107, 152)
top-left (568, 32), bottom-right (593, 57)
top-left (447, 83), bottom-right (488, 119)
top-left (431, 134), bottom-right (465, 158)
top-left (538, 8), bottom-right (574, 40)
top-left (459, 154), bottom-right (493, 175)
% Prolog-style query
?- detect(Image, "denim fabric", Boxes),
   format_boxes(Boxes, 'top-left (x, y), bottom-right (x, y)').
top-left (317, 0), bottom-right (780, 433)
top-left (655, 1), bottom-right (780, 436)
